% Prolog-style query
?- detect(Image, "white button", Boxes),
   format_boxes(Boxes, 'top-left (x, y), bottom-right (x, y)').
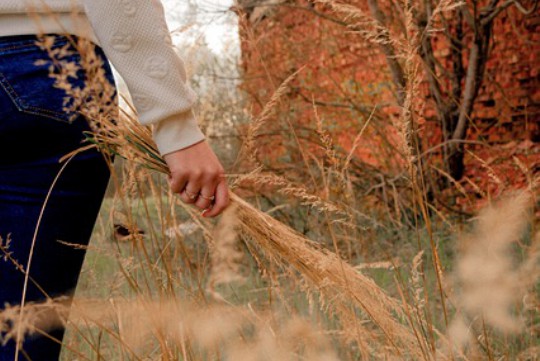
top-left (118, 0), bottom-right (137, 17)
top-left (132, 93), bottom-right (153, 111)
top-left (110, 32), bottom-right (134, 52)
top-left (144, 56), bottom-right (169, 79)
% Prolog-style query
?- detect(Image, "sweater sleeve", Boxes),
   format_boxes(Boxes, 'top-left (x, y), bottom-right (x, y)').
top-left (81, 0), bottom-right (205, 155)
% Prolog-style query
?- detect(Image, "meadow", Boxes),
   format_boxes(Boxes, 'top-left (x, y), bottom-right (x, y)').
top-left (1, 0), bottom-right (538, 360)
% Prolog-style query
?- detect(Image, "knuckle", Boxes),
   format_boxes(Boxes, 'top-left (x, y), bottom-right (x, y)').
top-left (191, 169), bottom-right (203, 180)
top-left (194, 197), bottom-right (205, 205)
top-left (203, 168), bottom-right (218, 179)
top-left (171, 168), bottom-right (186, 178)
top-left (216, 169), bottom-right (226, 179)
top-left (182, 193), bottom-right (196, 204)
top-left (215, 168), bottom-right (225, 177)
top-left (175, 170), bottom-right (188, 179)
top-left (170, 182), bottom-right (183, 193)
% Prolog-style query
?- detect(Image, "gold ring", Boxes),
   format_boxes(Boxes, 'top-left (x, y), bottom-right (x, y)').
top-left (200, 194), bottom-right (215, 201)
top-left (184, 189), bottom-right (198, 200)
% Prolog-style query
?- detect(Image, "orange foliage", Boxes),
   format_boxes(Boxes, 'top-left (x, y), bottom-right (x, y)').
top-left (238, 0), bottom-right (539, 209)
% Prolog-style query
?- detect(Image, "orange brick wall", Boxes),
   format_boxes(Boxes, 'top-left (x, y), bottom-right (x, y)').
top-left (238, 0), bottom-right (539, 189)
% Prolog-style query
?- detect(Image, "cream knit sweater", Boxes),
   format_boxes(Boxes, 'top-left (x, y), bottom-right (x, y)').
top-left (0, 0), bottom-right (205, 155)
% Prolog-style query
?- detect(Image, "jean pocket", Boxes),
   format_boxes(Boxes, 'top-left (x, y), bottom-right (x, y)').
top-left (0, 39), bottom-right (83, 123)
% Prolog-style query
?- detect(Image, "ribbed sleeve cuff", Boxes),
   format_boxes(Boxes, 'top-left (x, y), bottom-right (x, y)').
top-left (152, 111), bottom-right (206, 156)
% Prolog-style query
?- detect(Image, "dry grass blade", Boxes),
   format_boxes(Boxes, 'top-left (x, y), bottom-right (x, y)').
top-left (444, 190), bottom-right (538, 357)
top-left (455, 191), bottom-right (533, 332)
top-left (238, 67), bottom-right (304, 166)
top-left (229, 193), bottom-right (421, 355)
top-left (315, 0), bottom-right (396, 47)
top-left (2, 297), bottom-right (340, 360)
top-left (0, 298), bottom-right (70, 347)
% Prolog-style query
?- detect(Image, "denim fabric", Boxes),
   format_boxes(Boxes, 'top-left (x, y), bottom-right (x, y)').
top-left (0, 35), bottom-right (116, 360)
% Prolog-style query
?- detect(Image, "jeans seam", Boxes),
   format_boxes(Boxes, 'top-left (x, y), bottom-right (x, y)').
top-left (0, 71), bottom-right (69, 123)
top-left (0, 37), bottom-right (69, 55)
top-left (0, 43), bottom-right (38, 54)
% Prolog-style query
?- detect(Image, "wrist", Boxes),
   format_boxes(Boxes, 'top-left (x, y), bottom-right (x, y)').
top-left (152, 111), bottom-right (206, 156)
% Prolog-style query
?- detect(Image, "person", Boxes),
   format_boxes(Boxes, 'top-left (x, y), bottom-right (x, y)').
top-left (0, 0), bottom-right (230, 359)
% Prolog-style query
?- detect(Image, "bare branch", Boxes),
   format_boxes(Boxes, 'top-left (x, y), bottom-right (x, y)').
top-left (452, 19), bottom-right (493, 143)
top-left (482, 0), bottom-right (538, 24)
top-left (461, 3), bottom-right (476, 27)
top-left (367, 0), bottom-right (407, 104)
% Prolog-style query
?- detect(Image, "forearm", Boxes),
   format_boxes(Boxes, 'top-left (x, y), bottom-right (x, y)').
top-left (82, 0), bottom-right (205, 154)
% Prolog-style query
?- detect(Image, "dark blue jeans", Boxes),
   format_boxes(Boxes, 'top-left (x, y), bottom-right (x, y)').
top-left (0, 35), bottom-right (115, 360)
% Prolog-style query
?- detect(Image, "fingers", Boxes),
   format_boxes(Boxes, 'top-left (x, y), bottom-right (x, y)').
top-left (202, 180), bottom-right (229, 218)
top-left (173, 170), bottom-right (227, 216)
top-left (179, 186), bottom-right (199, 204)
top-left (178, 175), bottom-right (201, 205)
top-left (194, 182), bottom-right (217, 211)
top-left (163, 141), bottom-right (229, 217)
top-left (168, 170), bottom-right (188, 194)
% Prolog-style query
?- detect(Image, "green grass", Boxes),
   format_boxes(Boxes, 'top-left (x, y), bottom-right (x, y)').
top-left (60, 178), bottom-right (538, 361)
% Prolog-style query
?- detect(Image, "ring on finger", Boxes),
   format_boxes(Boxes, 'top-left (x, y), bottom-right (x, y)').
top-left (184, 189), bottom-right (199, 200)
top-left (199, 193), bottom-right (215, 201)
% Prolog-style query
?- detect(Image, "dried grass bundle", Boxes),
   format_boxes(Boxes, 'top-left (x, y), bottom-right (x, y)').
top-left (229, 194), bottom-right (421, 355)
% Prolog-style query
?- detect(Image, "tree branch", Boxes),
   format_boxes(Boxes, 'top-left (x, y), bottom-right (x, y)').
top-left (367, 0), bottom-right (407, 105)
top-left (482, 0), bottom-right (538, 24)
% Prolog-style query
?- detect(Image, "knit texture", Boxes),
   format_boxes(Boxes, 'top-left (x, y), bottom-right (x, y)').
top-left (0, 0), bottom-right (205, 155)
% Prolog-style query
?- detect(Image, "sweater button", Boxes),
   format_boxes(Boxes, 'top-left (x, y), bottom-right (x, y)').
top-left (144, 56), bottom-right (169, 79)
top-left (119, 0), bottom-right (137, 17)
top-left (132, 93), bottom-right (153, 111)
top-left (110, 32), bottom-right (134, 52)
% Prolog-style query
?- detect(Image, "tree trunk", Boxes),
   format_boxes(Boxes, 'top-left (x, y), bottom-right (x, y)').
top-left (447, 144), bottom-right (465, 180)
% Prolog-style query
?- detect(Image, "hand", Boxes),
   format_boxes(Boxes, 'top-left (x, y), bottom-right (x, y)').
top-left (163, 140), bottom-right (229, 217)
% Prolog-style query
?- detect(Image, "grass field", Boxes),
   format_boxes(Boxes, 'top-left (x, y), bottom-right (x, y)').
top-left (1, 1), bottom-right (537, 358)
top-left (56, 168), bottom-right (538, 360)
